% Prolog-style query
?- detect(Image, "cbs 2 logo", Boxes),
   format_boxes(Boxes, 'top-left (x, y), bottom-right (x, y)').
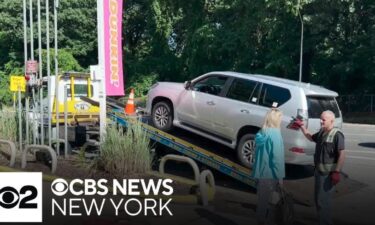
top-left (0, 186), bottom-right (38, 209)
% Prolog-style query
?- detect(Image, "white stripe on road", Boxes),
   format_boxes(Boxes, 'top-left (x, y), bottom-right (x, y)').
top-left (346, 150), bottom-right (375, 154)
top-left (344, 133), bottom-right (375, 137)
top-left (347, 156), bottom-right (375, 161)
top-left (343, 123), bottom-right (375, 128)
top-left (345, 139), bottom-right (361, 142)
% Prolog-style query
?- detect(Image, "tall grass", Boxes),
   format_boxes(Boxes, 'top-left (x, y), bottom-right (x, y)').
top-left (0, 107), bottom-right (17, 142)
top-left (0, 105), bottom-right (36, 148)
top-left (98, 120), bottom-right (152, 175)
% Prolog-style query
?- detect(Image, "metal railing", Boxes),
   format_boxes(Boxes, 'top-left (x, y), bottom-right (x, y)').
top-left (158, 154), bottom-right (216, 206)
top-left (337, 94), bottom-right (374, 113)
top-left (0, 140), bottom-right (17, 167)
top-left (21, 144), bottom-right (57, 173)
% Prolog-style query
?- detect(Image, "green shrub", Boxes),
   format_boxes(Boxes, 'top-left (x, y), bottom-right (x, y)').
top-left (0, 71), bottom-right (13, 105)
top-left (98, 120), bottom-right (152, 175)
top-left (127, 73), bottom-right (158, 97)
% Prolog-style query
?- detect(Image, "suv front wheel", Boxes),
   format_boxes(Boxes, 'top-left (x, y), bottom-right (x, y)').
top-left (152, 101), bottom-right (173, 132)
top-left (237, 134), bottom-right (256, 168)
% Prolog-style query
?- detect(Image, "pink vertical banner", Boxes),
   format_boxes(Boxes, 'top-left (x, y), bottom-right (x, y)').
top-left (104, 0), bottom-right (124, 96)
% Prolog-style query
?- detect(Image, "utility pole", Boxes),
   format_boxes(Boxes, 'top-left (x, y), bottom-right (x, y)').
top-left (298, 11), bottom-right (304, 82)
top-left (37, 0), bottom-right (44, 145)
top-left (298, 0), bottom-right (304, 82)
top-left (22, 0), bottom-right (27, 153)
top-left (29, 0), bottom-right (34, 61)
top-left (46, 0), bottom-right (52, 147)
top-left (54, 0), bottom-right (60, 154)
top-left (26, 0), bottom-right (34, 145)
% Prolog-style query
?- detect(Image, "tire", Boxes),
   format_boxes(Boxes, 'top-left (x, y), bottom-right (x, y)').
top-left (152, 101), bottom-right (174, 132)
top-left (237, 133), bottom-right (256, 168)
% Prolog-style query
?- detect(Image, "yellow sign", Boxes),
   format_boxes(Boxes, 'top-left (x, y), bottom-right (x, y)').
top-left (10, 76), bottom-right (26, 92)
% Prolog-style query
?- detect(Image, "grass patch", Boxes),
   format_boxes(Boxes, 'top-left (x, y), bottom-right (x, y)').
top-left (0, 106), bottom-right (17, 142)
top-left (96, 120), bottom-right (152, 176)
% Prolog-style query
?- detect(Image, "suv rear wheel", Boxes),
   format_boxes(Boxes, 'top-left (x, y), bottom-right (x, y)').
top-left (237, 133), bottom-right (256, 168)
top-left (152, 101), bottom-right (173, 132)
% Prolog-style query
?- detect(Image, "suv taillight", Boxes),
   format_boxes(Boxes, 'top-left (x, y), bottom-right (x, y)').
top-left (289, 147), bottom-right (305, 153)
top-left (297, 109), bottom-right (308, 127)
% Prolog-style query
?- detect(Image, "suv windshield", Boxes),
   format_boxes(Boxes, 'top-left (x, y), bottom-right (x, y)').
top-left (67, 84), bottom-right (93, 97)
top-left (307, 96), bottom-right (340, 118)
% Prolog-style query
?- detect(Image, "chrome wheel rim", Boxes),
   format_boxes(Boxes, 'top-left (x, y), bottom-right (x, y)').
top-left (242, 139), bottom-right (255, 165)
top-left (154, 106), bottom-right (169, 128)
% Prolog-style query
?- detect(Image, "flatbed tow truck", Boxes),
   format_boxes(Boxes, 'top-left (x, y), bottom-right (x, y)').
top-left (105, 100), bottom-right (256, 188)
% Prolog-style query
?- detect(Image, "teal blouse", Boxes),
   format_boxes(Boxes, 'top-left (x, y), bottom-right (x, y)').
top-left (251, 128), bottom-right (285, 180)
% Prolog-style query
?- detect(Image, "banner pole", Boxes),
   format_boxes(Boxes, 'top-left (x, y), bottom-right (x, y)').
top-left (97, 0), bottom-right (106, 145)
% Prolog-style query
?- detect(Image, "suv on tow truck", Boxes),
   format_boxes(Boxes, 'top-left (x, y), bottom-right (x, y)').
top-left (146, 71), bottom-right (342, 168)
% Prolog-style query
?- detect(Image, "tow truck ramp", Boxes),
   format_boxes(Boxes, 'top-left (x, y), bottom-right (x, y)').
top-left (108, 110), bottom-right (256, 188)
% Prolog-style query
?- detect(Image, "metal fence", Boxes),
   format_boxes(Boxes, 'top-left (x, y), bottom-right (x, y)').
top-left (337, 95), bottom-right (375, 113)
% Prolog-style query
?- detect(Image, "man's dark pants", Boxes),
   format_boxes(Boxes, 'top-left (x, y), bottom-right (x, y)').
top-left (315, 170), bottom-right (335, 225)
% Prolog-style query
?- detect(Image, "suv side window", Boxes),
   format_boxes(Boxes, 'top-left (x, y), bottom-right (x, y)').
top-left (192, 76), bottom-right (228, 96)
top-left (307, 96), bottom-right (340, 118)
top-left (226, 78), bottom-right (259, 103)
top-left (259, 83), bottom-right (291, 107)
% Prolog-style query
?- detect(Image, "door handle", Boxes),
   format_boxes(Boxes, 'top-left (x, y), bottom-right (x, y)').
top-left (206, 101), bottom-right (215, 105)
top-left (240, 109), bottom-right (250, 114)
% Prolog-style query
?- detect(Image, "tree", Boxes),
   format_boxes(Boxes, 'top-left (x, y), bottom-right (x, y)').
top-left (1, 0), bottom-right (375, 104)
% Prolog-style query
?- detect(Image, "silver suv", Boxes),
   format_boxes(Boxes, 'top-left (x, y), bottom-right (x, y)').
top-left (146, 71), bottom-right (342, 168)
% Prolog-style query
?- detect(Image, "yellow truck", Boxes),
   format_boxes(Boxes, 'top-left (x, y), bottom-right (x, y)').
top-left (42, 72), bottom-right (100, 125)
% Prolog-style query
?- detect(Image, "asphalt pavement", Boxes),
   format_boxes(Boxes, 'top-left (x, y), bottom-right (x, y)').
top-left (331, 123), bottom-right (375, 225)
top-left (155, 122), bottom-right (375, 225)
top-left (285, 123), bottom-right (375, 225)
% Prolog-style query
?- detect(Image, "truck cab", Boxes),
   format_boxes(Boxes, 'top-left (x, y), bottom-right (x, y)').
top-left (42, 72), bottom-right (100, 125)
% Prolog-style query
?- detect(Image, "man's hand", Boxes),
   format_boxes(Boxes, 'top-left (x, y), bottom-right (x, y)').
top-left (288, 118), bottom-right (304, 130)
top-left (294, 119), bottom-right (304, 128)
top-left (330, 171), bottom-right (341, 185)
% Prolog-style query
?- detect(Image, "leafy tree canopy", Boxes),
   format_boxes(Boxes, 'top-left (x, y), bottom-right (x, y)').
top-left (0, 0), bottom-right (374, 105)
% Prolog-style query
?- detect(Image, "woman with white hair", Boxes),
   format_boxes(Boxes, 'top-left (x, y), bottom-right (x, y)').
top-left (252, 108), bottom-right (285, 225)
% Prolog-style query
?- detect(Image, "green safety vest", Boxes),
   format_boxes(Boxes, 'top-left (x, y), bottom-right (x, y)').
top-left (317, 128), bottom-right (340, 174)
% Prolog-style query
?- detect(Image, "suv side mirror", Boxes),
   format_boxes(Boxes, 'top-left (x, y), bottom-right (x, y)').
top-left (184, 81), bottom-right (191, 90)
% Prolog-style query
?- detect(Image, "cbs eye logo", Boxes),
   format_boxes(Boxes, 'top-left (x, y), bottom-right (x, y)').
top-left (0, 186), bottom-right (38, 209)
top-left (51, 178), bottom-right (69, 196)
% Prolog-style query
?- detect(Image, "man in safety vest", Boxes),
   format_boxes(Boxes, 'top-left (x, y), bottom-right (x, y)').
top-left (295, 110), bottom-right (346, 225)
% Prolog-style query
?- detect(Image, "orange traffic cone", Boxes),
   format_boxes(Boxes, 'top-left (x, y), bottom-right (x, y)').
top-left (125, 88), bottom-right (136, 115)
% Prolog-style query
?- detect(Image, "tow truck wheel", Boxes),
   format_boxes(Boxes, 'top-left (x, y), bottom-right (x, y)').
top-left (237, 133), bottom-right (256, 168)
top-left (152, 101), bottom-right (173, 132)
